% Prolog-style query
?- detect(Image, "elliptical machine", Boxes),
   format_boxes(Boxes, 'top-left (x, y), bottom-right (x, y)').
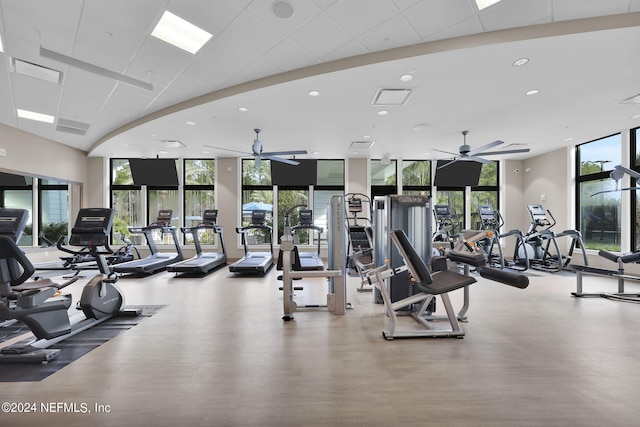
top-left (0, 207), bottom-right (138, 363)
top-left (477, 205), bottom-right (529, 271)
top-left (515, 204), bottom-right (587, 272)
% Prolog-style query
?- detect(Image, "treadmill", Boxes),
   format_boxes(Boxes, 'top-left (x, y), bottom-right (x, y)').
top-left (167, 209), bottom-right (227, 276)
top-left (111, 209), bottom-right (183, 276)
top-left (229, 210), bottom-right (273, 275)
top-left (287, 209), bottom-right (324, 271)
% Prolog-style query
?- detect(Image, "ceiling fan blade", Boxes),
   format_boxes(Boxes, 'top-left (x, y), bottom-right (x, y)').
top-left (263, 155), bottom-right (300, 165)
top-left (433, 148), bottom-right (459, 156)
top-left (203, 145), bottom-right (251, 156)
top-left (262, 150), bottom-right (308, 156)
top-left (475, 148), bottom-right (531, 156)
top-left (466, 140), bottom-right (503, 156)
top-left (437, 159), bottom-right (459, 169)
top-left (466, 156), bottom-right (492, 164)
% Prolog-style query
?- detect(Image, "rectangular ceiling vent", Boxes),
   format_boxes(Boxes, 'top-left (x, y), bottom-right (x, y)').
top-left (56, 118), bottom-right (90, 135)
top-left (618, 93), bottom-right (640, 105)
top-left (350, 141), bottom-right (375, 149)
top-left (159, 139), bottom-right (189, 148)
top-left (371, 88), bottom-right (413, 106)
top-left (12, 58), bottom-right (63, 84)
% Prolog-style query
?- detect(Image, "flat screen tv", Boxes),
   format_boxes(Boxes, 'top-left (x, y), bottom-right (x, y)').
top-left (271, 159), bottom-right (317, 187)
top-left (128, 158), bottom-right (179, 186)
top-left (0, 172), bottom-right (28, 187)
top-left (434, 160), bottom-right (482, 187)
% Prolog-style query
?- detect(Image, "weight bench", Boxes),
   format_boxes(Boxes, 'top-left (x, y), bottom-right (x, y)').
top-left (571, 250), bottom-right (640, 302)
top-left (372, 229), bottom-right (477, 340)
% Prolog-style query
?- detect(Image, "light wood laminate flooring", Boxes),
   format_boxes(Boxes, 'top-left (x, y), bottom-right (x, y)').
top-left (2, 265), bottom-right (639, 426)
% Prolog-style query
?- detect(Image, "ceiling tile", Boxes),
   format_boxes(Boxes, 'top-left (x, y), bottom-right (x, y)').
top-left (218, 10), bottom-right (285, 58)
top-left (403, 0), bottom-right (477, 41)
top-left (478, 0), bottom-right (551, 31)
top-left (356, 14), bottom-right (422, 52)
top-left (246, 0), bottom-right (322, 36)
top-left (289, 12), bottom-right (354, 58)
top-left (325, 0), bottom-right (401, 37)
top-left (260, 39), bottom-right (319, 71)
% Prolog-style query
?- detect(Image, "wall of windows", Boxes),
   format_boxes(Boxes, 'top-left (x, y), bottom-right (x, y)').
top-left (111, 159), bottom-right (181, 246)
top-left (575, 134), bottom-right (622, 251)
top-left (0, 173), bottom-right (71, 247)
top-left (241, 159), bottom-right (345, 245)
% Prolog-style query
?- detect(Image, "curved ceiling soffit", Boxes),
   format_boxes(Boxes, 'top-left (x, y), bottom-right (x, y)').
top-left (88, 12), bottom-right (640, 155)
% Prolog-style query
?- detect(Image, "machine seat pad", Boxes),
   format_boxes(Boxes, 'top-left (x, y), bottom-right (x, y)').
top-left (414, 270), bottom-right (476, 295)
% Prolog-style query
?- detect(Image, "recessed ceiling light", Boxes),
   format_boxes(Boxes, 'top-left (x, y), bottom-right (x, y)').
top-left (475, 0), bottom-right (503, 11)
top-left (186, 121), bottom-right (195, 126)
top-left (308, 90), bottom-right (320, 97)
top-left (202, 150), bottom-right (210, 154)
top-left (238, 107), bottom-right (248, 112)
top-left (632, 114), bottom-right (640, 119)
top-left (526, 89), bottom-right (539, 96)
top-left (16, 108), bottom-right (54, 123)
top-left (363, 135), bottom-right (371, 139)
top-left (400, 74), bottom-right (413, 82)
top-left (0, 34), bottom-right (4, 52)
top-left (158, 150), bottom-right (169, 154)
top-left (377, 110), bottom-right (389, 116)
top-left (563, 137), bottom-right (574, 141)
top-left (413, 123), bottom-right (429, 131)
top-left (513, 58), bottom-right (529, 67)
top-left (151, 10), bottom-right (212, 54)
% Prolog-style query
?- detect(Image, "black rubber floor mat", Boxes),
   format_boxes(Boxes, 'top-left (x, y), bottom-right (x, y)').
top-left (0, 305), bottom-right (165, 382)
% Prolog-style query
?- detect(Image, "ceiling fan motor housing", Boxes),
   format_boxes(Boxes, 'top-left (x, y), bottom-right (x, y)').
top-left (459, 144), bottom-right (472, 154)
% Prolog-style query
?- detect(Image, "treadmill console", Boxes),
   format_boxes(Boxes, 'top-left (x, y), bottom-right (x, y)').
top-left (202, 209), bottom-right (218, 225)
top-left (251, 210), bottom-right (267, 226)
top-left (156, 210), bottom-right (173, 226)
top-left (298, 210), bottom-right (313, 226)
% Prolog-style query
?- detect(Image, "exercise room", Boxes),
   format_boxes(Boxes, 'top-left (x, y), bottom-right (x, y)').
top-left (0, 1), bottom-right (639, 426)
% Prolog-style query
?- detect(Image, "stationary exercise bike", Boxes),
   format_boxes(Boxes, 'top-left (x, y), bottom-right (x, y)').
top-left (0, 207), bottom-right (138, 363)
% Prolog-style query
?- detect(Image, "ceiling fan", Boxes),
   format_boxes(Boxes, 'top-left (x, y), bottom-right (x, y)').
top-left (204, 129), bottom-right (307, 166)
top-left (434, 130), bottom-right (530, 169)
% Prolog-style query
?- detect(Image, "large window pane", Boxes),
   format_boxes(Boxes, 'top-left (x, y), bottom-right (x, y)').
top-left (185, 159), bottom-right (215, 185)
top-left (435, 190), bottom-right (465, 232)
top-left (112, 159), bottom-right (134, 185)
top-left (184, 189), bottom-right (216, 244)
top-left (313, 189), bottom-right (342, 243)
top-left (4, 188), bottom-right (33, 246)
top-left (112, 189), bottom-right (143, 245)
top-left (277, 189), bottom-right (309, 243)
top-left (371, 159), bottom-right (397, 197)
top-left (578, 134), bottom-right (621, 176)
top-left (471, 191), bottom-right (498, 229)
top-left (317, 160), bottom-right (344, 186)
top-left (579, 180), bottom-right (620, 250)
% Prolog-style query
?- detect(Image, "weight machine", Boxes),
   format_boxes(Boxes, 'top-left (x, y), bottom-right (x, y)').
top-left (279, 195), bottom-right (348, 320)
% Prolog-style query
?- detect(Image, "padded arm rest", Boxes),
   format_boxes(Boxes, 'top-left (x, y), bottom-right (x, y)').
top-left (478, 267), bottom-right (529, 289)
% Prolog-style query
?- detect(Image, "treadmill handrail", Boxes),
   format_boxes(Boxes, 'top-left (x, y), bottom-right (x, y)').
top-left (236, 224), bottom-right (273, 257)
top-left (290, 224), bottom-right (324, 256)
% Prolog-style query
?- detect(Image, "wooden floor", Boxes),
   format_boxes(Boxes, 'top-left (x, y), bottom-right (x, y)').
top-left (2, 264), bottom-right (639, 426)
